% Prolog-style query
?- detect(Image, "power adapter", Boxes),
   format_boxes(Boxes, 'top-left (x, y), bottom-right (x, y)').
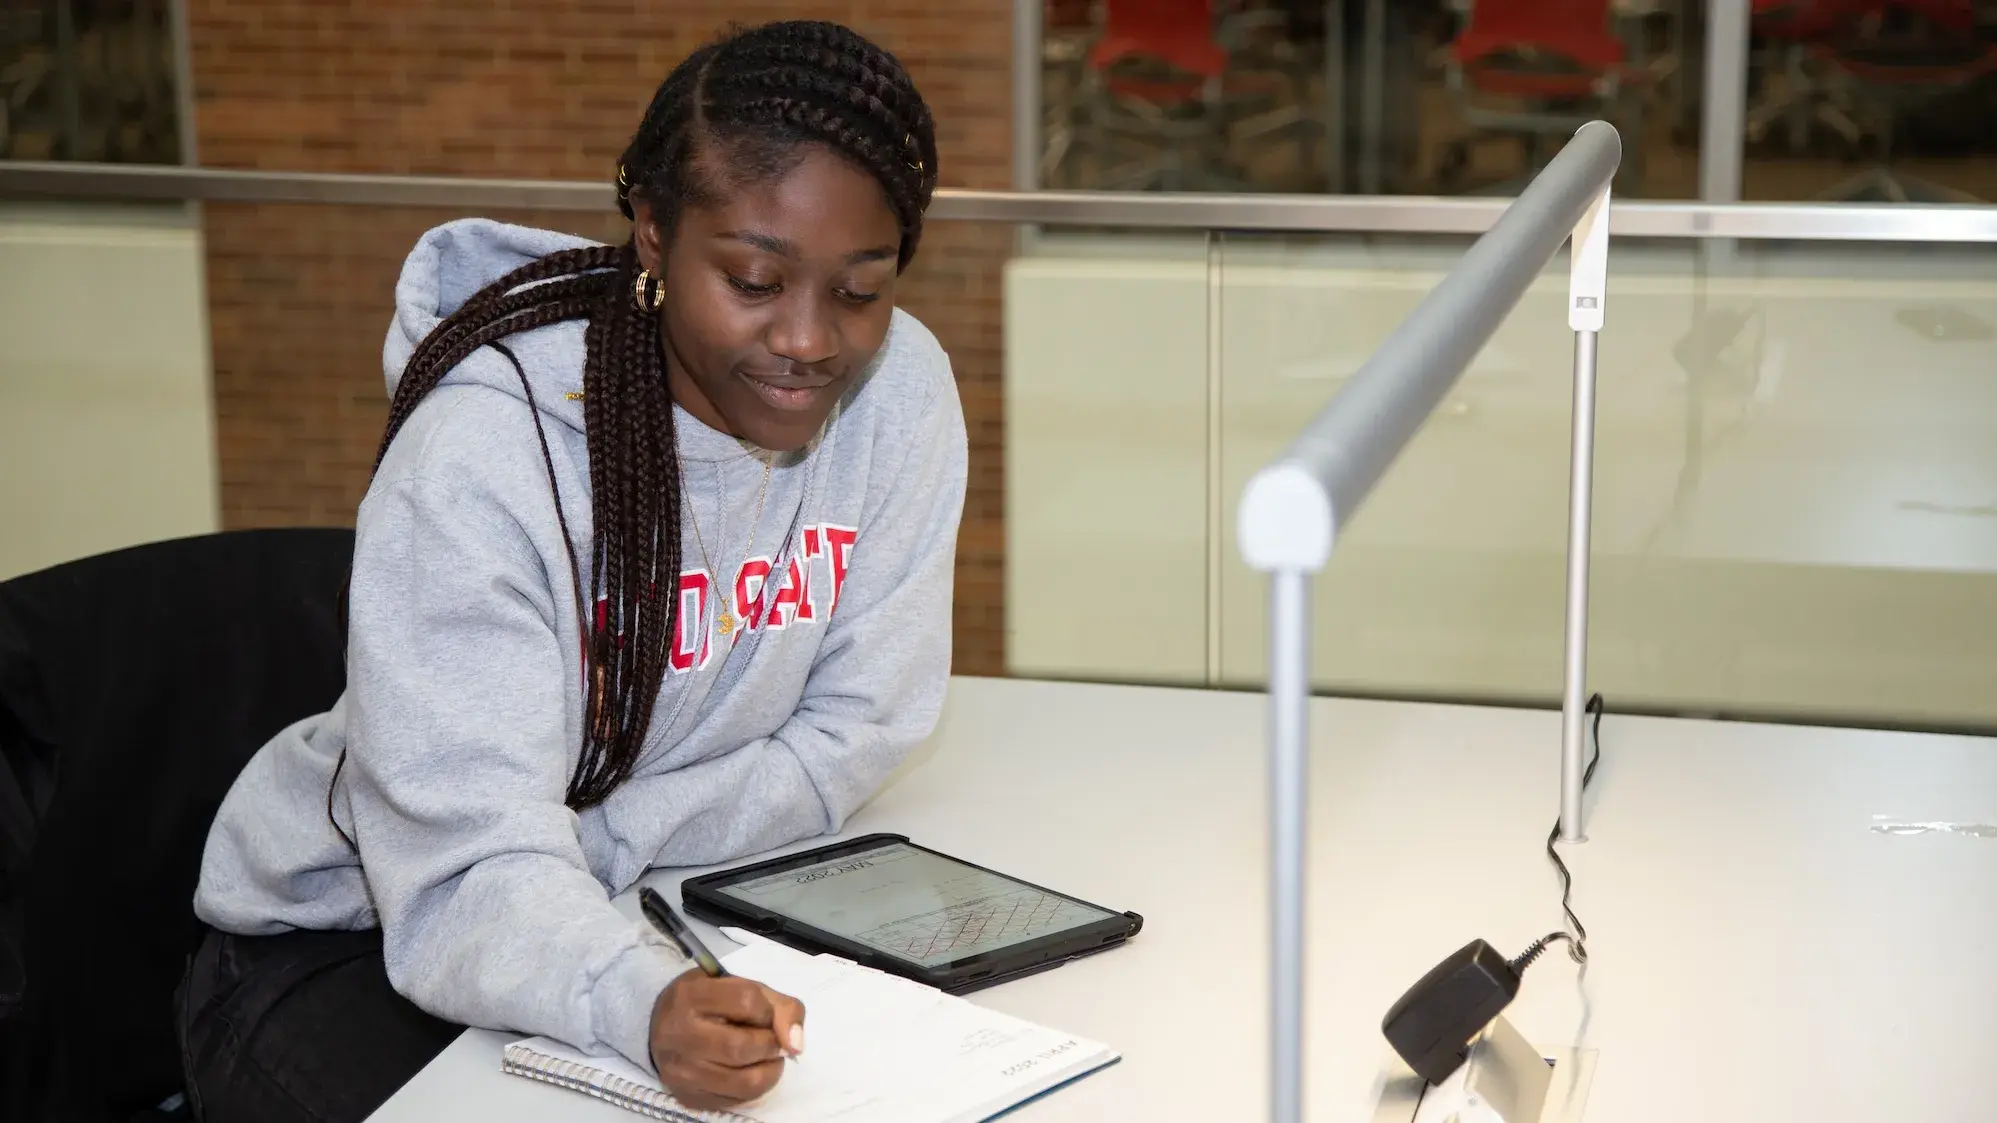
top-left (1381, 932), bottom-right (1576, 1085)
top-left (1380, 939), bottom-right (1520, 1085)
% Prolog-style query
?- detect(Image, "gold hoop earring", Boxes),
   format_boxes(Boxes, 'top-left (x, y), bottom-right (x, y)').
top-left (632, 269), bottom-right (663, 312)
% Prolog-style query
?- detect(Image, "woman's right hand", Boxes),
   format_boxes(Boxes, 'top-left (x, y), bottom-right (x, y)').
top-left (648, 970), bottom-right (806, 1109)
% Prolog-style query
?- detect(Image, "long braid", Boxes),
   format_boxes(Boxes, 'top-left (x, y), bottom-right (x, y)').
top-left (394, 273), bottom-right (606, 401)
top-left (377, 246), bottom-right (623, 467)
top-left (567, 245), bottom-right (679, 805)
top-left (330, 20), bottom-right (936, 839)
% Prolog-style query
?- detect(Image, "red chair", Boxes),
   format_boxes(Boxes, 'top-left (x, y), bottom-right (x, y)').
top-left (1439, 0), bottom-right (1647, 193)
top-left (1808, 0), bottom-right (1997, 200)
top-left (1089, 0), bottom-right (1231, 100)
top-left (1076, 0), bottom-right (1299, 190)
top-left (1753, 0), bottom-right (1872, 38)
top-left (1450, 0), bottom-right (1630, 100)
top-left (1745, 0), bottom-right (1872, 152)
top-left (1046, 0), bottom-right (1094, 27)
top-left (1817, 0), bottom-right (1994, 96)
top-left (1886, 0), bottom-right (1976, 35)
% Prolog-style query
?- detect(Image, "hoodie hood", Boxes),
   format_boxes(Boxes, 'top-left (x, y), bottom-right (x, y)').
top-left (384, 218), bottom-right (602, 436)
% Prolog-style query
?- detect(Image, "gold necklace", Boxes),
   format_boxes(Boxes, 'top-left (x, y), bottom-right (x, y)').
top-left (683, 449), bottom-right (774, 638)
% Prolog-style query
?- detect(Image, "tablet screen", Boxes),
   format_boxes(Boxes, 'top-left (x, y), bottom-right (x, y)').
top-left (715, 841), bottom-right (1118, 967)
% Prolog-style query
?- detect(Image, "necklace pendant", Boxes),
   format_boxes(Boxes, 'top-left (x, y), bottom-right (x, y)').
top-left (717, 610), bottom-right (736, 637)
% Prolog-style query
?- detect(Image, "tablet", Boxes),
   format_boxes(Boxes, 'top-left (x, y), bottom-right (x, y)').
top-left (680, 833), bottom-right (1143, 994)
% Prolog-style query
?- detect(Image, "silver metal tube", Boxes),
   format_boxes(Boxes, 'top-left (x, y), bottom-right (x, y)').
top-left (1206, 235), bottom-right (1226, 684)
top-left (1559, 330), bottom-right (1601, 842)
top-left (1324, 0), bottom-right (1345, 191)
top-left (1012, 0), bottom-right (1042, 193)
top-left (169, 0), bottom-right (200, 166)
top-left (0, 161), bottom-right (623, 210)
top-left (1267, 567), bottom-right (1312, 1123)
top-left (1700, 0), bottom-right (1751, 203)
top-left (55, 0), bottom-right (81, 160)
top-left (1358, 0), bottom-right (1384, 194)
top-left (5, 161), bottom-right (1997, 243)
top-left (929, 188), bottom-right (1997, 242)
top-left (1261, 123), bottom-right (1620, 528)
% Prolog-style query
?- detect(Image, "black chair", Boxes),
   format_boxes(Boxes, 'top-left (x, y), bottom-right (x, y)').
top-left (0, 528), bottom-right (354, 1123)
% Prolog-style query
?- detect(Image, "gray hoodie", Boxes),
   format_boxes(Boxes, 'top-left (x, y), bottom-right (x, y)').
top-left (194, 218), bottom-right (967, 1073)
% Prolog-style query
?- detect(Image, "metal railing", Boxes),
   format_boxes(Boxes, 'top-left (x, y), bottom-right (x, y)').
top-left (1236, 120), bottom-right (1622, 1123)
top-left (4, 158), bottom-right (1997, 241)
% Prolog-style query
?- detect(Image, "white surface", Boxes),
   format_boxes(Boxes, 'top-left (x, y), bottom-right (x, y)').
top-left (1566, 188), bottom-right (1608, 333)
top-left (0, 202), bottom-right (220, 580)
top-left (1240, 463), bottom-right (1337, 571)
top-left (370, 676), bottom-right (1997, 1122)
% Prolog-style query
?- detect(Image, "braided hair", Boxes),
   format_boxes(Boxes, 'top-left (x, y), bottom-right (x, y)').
top-left (331, 22), bottom-right (938, 833)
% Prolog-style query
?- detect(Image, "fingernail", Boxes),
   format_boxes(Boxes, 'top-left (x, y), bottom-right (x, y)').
top-left (788, 1025), bottom-right (805, 1055)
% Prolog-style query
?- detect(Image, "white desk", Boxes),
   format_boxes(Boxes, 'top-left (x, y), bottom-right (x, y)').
top-left (370, 676), bottom-right (1997, 1122)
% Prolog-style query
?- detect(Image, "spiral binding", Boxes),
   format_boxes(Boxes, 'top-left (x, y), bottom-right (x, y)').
top-left (502, 1043), bottom-right (755, 1123)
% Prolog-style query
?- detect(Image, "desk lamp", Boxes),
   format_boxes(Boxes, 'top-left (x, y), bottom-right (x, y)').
top-left (1237, 121), bottom-right (1617, 1123)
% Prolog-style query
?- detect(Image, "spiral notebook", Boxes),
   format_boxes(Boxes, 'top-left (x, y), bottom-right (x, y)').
top-left (501, 929), bottom-right (1118, 1123)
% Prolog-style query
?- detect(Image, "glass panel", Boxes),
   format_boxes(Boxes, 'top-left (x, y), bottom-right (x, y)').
top-left (1003, 228), bottom-right (1213, 683)
top-left (0, 0), bottom-right (184, 163)
top-left (1038, 0), bottom-right (1700, 198)
top-left (1215, 232), bottom-right (1997, 730)
top-left (1739, 5), bottom-right (1997, 203)
top-left (0, 199), bottom-right (214, 579)
top-left (1216, 230), bottom-right (1550, 700)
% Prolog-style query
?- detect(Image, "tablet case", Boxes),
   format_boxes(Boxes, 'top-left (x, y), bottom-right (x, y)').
top-left (680, 833), bottom-right (1143, 994)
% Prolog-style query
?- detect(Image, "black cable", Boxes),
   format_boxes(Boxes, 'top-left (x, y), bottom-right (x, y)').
top-left (1528, 692), bottom-right (1604, 967)
top-left (1507, 930), bottom-right (1579, 975)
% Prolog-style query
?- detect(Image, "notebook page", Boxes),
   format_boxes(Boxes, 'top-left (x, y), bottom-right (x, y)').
top-left (718, 939), bottom-right (1116, 1123)
top-left (506, 936), bottom-right (1116, 1123)
top-left (704, 940), bottom-right (950, 1123)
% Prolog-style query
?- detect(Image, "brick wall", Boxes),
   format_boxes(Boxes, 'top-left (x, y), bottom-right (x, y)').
top-left (188, 1), bottom-right (1012, 674)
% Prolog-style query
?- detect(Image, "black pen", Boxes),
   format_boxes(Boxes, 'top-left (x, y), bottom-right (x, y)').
top-left (639, 887), bottom-right (801, 1060)
top-left (639, 886), bottom-right (729, 977)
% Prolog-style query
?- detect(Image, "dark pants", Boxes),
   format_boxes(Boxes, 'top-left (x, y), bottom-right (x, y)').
top-left (175, 926), bottom-right (461, 1123)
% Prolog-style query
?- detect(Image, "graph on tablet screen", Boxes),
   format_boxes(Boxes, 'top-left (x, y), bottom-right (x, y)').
top-left (718, 842), bottom-right (1115, 967)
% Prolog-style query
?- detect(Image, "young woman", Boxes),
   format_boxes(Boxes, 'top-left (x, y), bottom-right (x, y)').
top-left (178, 21), bottom-right (964, 1123)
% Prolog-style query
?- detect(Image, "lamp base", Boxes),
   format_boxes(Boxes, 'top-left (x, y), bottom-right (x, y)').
top-left (1414, 1015), bottom-right (1549, 1123)
top-left (1371, 1017), bottom-right (1598, 1123)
